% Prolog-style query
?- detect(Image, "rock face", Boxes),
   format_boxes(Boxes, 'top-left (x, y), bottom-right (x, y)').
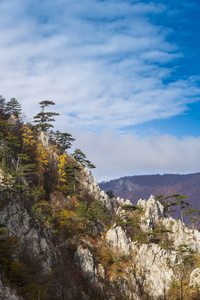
top-left (74, 246), bottom-right (97, 281)
top-left (138, 195), bottom-right (200, 253)
top-left (106, 224), bottom-right (132, 255)
top-left (81, 167), bottom-right (133, 214)
top-left (138, 194), bottom-right (165, 231)
top-left (1, 164), bottom-right (200, 299)
top-left (0, 201), bottom-right (53, 270)
top-left (38, 131), bottom-right (49, 147)
top-left (0, 279), bottom-right (21, 300)
top-left (190, 268), bottom-right (200, 287)
top-left (132, 243), bottom-right (176, 297)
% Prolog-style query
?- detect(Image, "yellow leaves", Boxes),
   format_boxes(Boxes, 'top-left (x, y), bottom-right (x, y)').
top-left (21, 126), bottom-right (36, 148)
top-left (58, 154), bottom-right (67, 174)
top-left (60, 209), bottom-right (76, 220)
top-left (56, 208), bottom-right (76, 229)
top-left (58, 154), bottom-right (68, 183)
top-left (36, 143), bottom-right (49, 166)
top-left (99, 247), bottom-right (114, 269)
top-left (21, 126), bottom-right (49, 178)
top-left (58, 154), bottom-right (68, 165)
top-left (54, 196), bottom-right (79, 231)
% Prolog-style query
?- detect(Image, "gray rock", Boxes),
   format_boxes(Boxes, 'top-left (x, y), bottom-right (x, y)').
top-left (38, 131), bottom-right (49, 147)
top-left (0, 201), bottom-right (53, 270)
top-left (0, 279), bottom-right (21, 300)
top-left (138, 195), bottom-right (164, 231)
top-left (190, 268), bottom-right (200, 287)
top-left (106, 224), bottom-right (131, 255)
top-left (132, 243), bottom-right (176, 297)
top-left (74, 246), bottom-right (97, 281)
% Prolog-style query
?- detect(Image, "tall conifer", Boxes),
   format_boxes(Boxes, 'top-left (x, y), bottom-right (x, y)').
top-left (33, 100), bottom-right (59, 132)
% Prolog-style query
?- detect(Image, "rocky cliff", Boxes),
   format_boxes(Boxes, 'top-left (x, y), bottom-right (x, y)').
top-left (0, 103), bottom-right (199, 299)
top-left (1, 166), bottom-right (200, 299)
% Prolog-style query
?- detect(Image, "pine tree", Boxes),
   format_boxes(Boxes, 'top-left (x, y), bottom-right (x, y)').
top-left (184, 206), bottom-right (200, 231)
top-left (54, 130), bottom-right (75, 151)
top-left (62, 164), bottom-right (81, 196)
top-left (156, 194), bottom-right (179, 218)
top-left (175, 195), bottom-right (190, 223)
top-left (0, 120), bottom-right (20, 166)
top-left (73, 149), bottom-right (95, 169)
top-left (5, 98), bottom-right (22, 118)
top-left (33, 100), bottom-right (59, 132)
top-left (106, 190), bottom-right (115, 199)
top-left (0, 95), bottom-right (6, 115)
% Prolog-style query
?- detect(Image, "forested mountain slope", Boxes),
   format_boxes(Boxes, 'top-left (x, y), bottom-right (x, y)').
top-left (0, 96), bottom-right (200, 299)
top-left (99, 173), bottom-right (200, 211)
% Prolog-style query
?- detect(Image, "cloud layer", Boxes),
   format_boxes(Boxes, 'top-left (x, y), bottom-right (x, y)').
top-left (0, 0), bottom-right (199, 132)
top-left (0, 0), bottom-right (200, 181)
top-left (72, 130), bottom-right (200, 182)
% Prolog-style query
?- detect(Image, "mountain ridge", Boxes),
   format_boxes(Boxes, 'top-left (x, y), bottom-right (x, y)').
top-left (99, 172), bottom-right (200, 211)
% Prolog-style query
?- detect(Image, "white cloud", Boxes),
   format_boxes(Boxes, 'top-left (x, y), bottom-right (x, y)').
top-left (0, 0), bottom-right (200, 181)
top-left (0, 0), bottom-right (199, 132)
top-left (70, 129), bottom-right (200, 182)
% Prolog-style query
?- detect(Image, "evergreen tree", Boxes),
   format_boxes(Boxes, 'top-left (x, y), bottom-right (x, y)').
top-left (73, 149), bottom-right (95, 169)
top-left (0, 120), bottom-right (20, 166)
top-left (156, 194), bottom-right (179, 218)
top-left (55, 130), bottom-right (75, 150)
top-left (106, 190), bottom-right (115, 199)
top-left (0, 95), bottom-right (6, 114)
top-left (184, 206), bottom-right (200, 231)
top-left (0, 120), bottom-right (13, 138)
top-left (62, 164), bottom-right (81, 196)
top-left (33, 100), bottom-right (59, 132)
top-left (6, 98), bottom-right (22, 118)
top-left (90, 201), bottom-right (109, 222)
top-left (175, 195), bottom-right (190, 223)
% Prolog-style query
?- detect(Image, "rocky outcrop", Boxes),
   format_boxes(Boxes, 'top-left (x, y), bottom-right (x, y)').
top-left (132, 243), bottom-right (176, 297)
top-left (81, 167), bottom-right (132, 214)
top-left (0, 201), bottom-right (53, 270)
top-left (74, 245), bottom-right (140, 300)
top-left (38, 131), bottom-right (49, 147)
top-left (74, 246), bottom-right (97, 281)
top-left (0, 279), bottom-right (21, 300)
top-left (106, 224), bottom-right (132, 255)
top-left (139, 195), bottom-right (200, 252)
top-left (138, 195), bottom-right (164, 231)
top-left (162, 217), bottom-right (200, 251)
top-left (73, 193), bottom-right (200, 299)
top-left (1, 168), bottom-right (200, 299)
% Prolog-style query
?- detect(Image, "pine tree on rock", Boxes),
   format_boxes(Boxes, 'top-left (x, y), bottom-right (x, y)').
top-left (33, 100), bottom-right (59, 132)
top-left (73, 148), bottom-right (95, 169)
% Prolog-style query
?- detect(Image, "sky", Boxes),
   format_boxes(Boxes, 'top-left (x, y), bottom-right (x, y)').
top-left (0, 0), bottom-right (200, 182)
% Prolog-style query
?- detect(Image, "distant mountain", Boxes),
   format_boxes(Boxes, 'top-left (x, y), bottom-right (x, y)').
top-left (99, 173), bottom-right (200, 212)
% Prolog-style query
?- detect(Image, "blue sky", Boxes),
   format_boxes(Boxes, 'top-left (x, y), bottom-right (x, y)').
top-left (0, 0), bottom-right (200, 181)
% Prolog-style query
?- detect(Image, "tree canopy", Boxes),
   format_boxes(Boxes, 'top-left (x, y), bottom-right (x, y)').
top-left (33, 100), bottom-right (59, 132)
